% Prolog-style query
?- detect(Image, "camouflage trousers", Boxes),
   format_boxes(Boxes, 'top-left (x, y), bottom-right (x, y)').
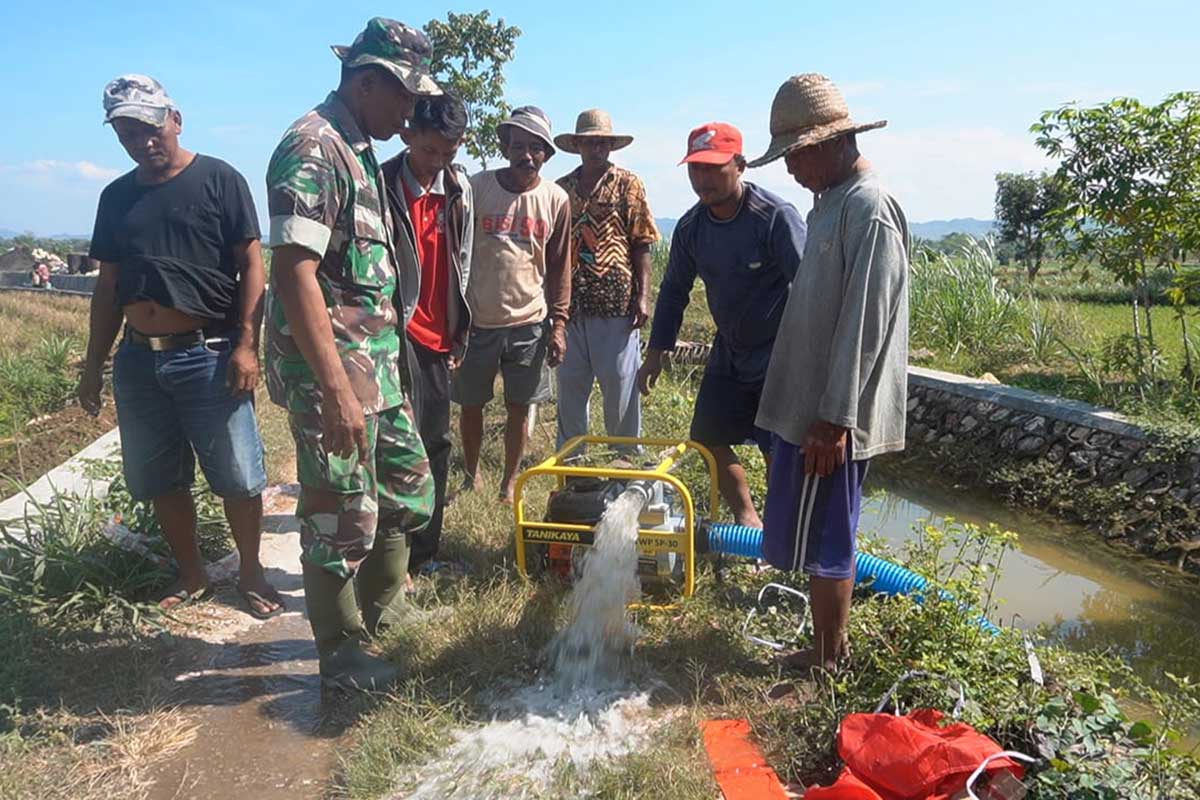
top-left (289, 402), bottom-right (434, 578)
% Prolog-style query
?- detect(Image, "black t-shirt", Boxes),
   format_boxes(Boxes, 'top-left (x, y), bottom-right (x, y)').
top-left (89, 154), bottom-right (261, 323)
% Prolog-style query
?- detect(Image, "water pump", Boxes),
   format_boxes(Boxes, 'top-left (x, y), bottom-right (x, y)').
top-left (514, 436), bottom-right (721, 599)
top-left (540, 477), bottom-right (686, 587)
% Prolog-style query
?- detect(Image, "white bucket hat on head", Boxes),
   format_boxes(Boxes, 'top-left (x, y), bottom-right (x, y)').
top-left (499, 106), bottom-right (556, 157)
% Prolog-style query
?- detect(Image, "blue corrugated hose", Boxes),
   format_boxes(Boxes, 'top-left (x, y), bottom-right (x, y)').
top-left (704, 522), bottom-right (1000, 634)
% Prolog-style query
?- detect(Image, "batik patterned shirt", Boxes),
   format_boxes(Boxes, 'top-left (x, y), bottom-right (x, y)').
top-left (557, 165), bottom-right (658, 318)
top-left (264, 92), bottom-right (403, 415)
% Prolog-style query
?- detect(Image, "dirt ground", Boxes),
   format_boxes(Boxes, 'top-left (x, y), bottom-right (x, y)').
top-left (0, 393), bottom-right (117, 487)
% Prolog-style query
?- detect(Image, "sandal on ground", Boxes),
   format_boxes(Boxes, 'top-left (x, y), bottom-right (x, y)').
top-left (158, 584), bottom-right (210, 611)
top-left (239, 587), bottom-right (286, 620)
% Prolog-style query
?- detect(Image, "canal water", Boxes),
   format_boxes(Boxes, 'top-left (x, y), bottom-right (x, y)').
top-left (866, 470), bottom-right (1200, 689)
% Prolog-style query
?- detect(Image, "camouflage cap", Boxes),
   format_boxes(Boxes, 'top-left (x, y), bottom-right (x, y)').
top-left (102, 74), bottom-right (176, 127)
top-left (332, 17), bottom-right (441, 97)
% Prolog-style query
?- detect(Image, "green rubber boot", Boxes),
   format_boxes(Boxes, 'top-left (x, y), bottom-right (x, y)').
top-left (356, 532), bottom-right (413, 637)
top-left (302, 563), bottom-right (397, 692)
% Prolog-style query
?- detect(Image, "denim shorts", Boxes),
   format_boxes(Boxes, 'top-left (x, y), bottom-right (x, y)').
top-left (112, 335), bottom-right (268, 502)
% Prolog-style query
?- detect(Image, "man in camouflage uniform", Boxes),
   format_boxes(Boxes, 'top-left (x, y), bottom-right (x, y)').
top-left (265, 17), bottom-right (439, 691)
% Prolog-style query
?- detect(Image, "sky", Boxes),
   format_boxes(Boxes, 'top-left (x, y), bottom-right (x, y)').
top-left (1, 0), bottom-right (1197, 236)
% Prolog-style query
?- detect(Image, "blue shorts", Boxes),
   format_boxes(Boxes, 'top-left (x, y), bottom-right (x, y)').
top-left (689, 371), bottom-right (772, 453)
top-left (762, 434), bottom-right (868, 579)
top-left (112, 335), bottom-right (268, 502)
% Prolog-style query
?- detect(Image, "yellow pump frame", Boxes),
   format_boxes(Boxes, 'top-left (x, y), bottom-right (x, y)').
top-left (513, 435), bottom-right (719, 599)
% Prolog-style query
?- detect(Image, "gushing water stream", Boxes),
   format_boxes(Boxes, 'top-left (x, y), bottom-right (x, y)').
top-left (548, 489), bottom-right (645, 691)
top-left (395, 489), bottom-right (656, 799)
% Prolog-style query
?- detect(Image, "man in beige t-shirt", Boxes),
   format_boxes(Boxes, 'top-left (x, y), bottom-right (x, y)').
top-left (452, 106), bottom-right (571, 503)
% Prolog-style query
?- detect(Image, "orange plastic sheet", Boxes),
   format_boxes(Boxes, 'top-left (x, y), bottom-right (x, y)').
top-left (701, 719), bottom-right (789, 800)
top-left (805, 709), bottom-right (1025, 800)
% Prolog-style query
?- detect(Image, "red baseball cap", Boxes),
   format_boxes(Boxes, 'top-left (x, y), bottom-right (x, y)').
top-left (679, 122), bottom-right (743, 165)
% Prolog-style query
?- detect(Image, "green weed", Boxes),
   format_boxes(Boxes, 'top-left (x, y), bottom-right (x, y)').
top-left (0, 487), bottom-right (165, 630)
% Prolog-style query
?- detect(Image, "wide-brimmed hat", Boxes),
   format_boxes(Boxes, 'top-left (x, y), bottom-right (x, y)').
top-left (332, 17), bottom-right (441, 97)
top-left (103, 74), bottom-right (176, 127)
top-left (748, 74), bottom-right (886, 168)
top-left (554, 109), bottom-right (634, 154)
top-left (499, 106), bottom-right (556, 157)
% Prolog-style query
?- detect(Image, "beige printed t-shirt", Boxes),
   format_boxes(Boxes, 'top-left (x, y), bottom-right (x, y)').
top-left (467, 170), bottom-right (572, 329)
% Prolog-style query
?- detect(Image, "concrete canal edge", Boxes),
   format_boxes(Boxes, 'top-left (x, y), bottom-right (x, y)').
top-left (0, 427), bottom-right (121, 528)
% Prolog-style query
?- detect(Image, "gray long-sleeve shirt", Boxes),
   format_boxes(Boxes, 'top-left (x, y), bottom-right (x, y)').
top-left (755, 169), bottom-right (909, 460)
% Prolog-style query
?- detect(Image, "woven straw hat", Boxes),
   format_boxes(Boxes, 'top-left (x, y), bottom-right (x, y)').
top-left (554, 109), bottom-right (634, 154)
top-left (748, 74), bottom-right (886, 168)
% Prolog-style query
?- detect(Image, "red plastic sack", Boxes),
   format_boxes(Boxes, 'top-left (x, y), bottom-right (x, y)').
top-left (805, 709), bottom-right (1024, 800)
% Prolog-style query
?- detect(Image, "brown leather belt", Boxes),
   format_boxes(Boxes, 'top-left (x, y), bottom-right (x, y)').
top-left (126, 327), bottom-right (231, 352)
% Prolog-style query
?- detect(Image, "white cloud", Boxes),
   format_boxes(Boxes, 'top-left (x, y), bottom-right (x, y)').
top-left (3, 160), bottom-right (120, 181)
top-left (614, 124), bottom-right (1050, 223)
top-left (865, 126), bottom-right (1051, 221)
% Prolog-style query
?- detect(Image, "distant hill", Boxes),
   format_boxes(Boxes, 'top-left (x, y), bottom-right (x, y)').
top-left (0, 228), bottom-right (89, 241)
top-left (655, 216), bottom-right (991, 243)
top-left (910, 218), bottom-right (994, 240)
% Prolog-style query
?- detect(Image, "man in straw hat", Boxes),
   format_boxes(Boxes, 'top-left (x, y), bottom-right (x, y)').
top-left (264, 17), bottom-right (440, 691)
top-left (554, 110), bottom-right (659, 450)
top-left (454, 106), bottom-right (571, 503)
top-left (750, 74), bottom-right (909, 672)
top-left (639, 122), bottom-right (807, 528)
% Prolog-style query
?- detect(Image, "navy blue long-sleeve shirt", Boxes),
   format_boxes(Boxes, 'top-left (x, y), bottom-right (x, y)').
top-left (648, 182), bottom-right (807, 383)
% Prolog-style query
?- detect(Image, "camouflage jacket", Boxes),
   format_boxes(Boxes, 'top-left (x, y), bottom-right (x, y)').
top-left (264, 92), bottom-right (414, 416)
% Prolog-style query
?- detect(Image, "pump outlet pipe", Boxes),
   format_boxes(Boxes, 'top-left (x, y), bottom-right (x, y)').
top-left (699, 522), bottom-right (1000, 634)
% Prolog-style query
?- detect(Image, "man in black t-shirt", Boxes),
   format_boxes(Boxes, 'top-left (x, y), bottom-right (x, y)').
top-left (80, 74), bottom-right (282, 619)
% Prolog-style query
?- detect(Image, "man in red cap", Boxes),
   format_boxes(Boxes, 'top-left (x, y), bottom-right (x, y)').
top-left (638, 123), bottom-right (806, 527)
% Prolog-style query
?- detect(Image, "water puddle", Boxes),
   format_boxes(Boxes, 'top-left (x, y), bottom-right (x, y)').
top-left (144, 493), bottom-right (352, 800)
top-left (866, 471), bottom-right (1200, 688)
top-left (148, 612), bottom-right (343, 800)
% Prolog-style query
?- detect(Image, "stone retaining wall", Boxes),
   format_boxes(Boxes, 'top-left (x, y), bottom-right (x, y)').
top-left (904, 367), bottom-right (1200, 571)
top-left (662, 344), bottom-right (1199, 572)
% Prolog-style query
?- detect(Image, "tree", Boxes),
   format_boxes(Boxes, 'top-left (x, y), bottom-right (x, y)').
top-left (994, 171), bottom-right (1066, 281)
top-left (1033, 92), bottom-right (1200, 386)
top-left (424, 11), bottom-right (521, 168)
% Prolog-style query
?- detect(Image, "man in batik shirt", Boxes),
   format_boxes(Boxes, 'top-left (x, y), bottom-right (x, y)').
top-left (554, 109), bottom-right (658, 449)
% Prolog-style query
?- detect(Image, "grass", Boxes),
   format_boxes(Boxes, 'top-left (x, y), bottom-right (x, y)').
top-left (0, 292), bottom-right (90, 428)
top-left (0, 292), bottom-right (91, 357)
top-left (910, 240), bottom-right (1200, 436)
top-left (0, 293), bottom-right (294, 800)
top-left (6, 242), bottom-right (1200, 796)
top-left (329, 374), bottom-right (1200, 798)
top-left (0, 622), bottom-right (198, 800)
